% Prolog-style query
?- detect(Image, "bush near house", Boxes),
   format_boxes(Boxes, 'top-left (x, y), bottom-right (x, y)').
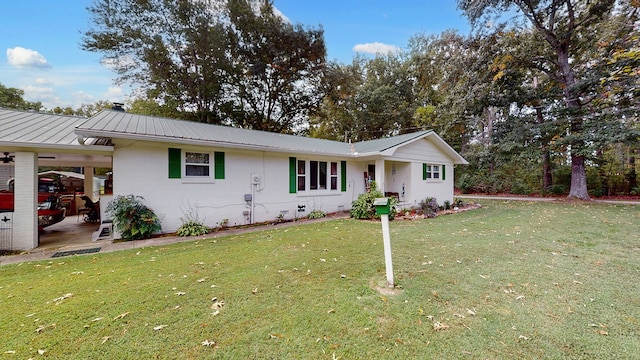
top-left (106, 195), bottom-right (162, 240)
top-left (350, 182), bottom-right (397, 220)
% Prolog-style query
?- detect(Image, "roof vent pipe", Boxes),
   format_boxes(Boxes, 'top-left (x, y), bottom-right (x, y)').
top-left (111, 102), bottom-right (125, 112)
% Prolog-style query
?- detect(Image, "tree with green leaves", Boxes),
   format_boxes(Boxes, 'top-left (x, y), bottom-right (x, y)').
top-left (0, 82), bottom-right (42, 111)
top-left (310, 54), bottom-right (417, 142)
top-left (457, 0), bottom-right (625, 200)
top-left (226, 0), bottom-right (326, 133)
top-left (82, 0), bottom-right (326, 133)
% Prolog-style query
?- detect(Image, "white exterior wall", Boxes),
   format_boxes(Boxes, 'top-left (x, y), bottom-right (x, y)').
top-left (112, 142), bottom-right (360, 234)
top-left (389, 139), bottom-right (456, 207)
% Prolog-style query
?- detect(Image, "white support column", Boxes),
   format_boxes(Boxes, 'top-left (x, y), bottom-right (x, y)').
top-left (375, 159), bottom-right (385, 193)
top-left (83, 167), bottom-right (95, 200)
top-left (13, 152), bottom-right (38, 250)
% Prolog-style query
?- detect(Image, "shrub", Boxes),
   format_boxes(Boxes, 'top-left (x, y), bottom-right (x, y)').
top-left (176, 221), bottom-right (210, 237)
top-left (307, 210), bottom-right (327, 219)
top-left (176, 202), bottom-right (209, 237)
top-left (350, 182), bottom-right (398, 220)
top-left (419, 197), bottom-right (439, 218)
top-left (106, 195), bottom-right (162, 240)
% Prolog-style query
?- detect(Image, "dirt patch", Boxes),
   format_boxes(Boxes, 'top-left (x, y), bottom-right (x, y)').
top-left (369, 277), bottom-right (403, 296)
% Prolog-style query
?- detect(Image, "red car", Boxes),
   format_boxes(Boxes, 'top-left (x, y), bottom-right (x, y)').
top-left (0, 191), bottom-right (66, 231)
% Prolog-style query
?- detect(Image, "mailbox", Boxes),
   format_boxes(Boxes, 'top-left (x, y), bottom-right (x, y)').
top-left (373, 197), bottom-right (390, 215)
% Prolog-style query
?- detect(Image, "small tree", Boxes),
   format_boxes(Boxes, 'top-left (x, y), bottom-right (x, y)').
top-left (106, 195), bottom-right (161, 240)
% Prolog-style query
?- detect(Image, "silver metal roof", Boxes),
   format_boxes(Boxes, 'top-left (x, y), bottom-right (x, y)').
top-left (353, 130), bottom-right (433, 153)
top-left (0, 108), bottom-right (466, 164)
top-left (0, 108), bottom-right (88, 148)
top-left (77, 110), bottom-right (357, 156)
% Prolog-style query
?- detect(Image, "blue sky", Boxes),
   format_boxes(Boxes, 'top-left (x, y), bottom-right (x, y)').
top-left (0, 1), bottom-right (471, 110)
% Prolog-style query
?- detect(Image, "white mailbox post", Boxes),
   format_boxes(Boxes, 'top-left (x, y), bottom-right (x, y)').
top-left (374, 197), bottom-right (394, 288)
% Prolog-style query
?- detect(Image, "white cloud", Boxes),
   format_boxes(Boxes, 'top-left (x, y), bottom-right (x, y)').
top-left (20, 84), bottom-right (61, 108)
top-left (102, 86), bottom-right (124, 101)
top-left (35, 78), bottom-right (53, 85)
top-left (352, 42), bottom-right (401, 56)
top-left (71, 90), bottom-right (96, 105)
top-left (6, 47), bottom-right (51, 69)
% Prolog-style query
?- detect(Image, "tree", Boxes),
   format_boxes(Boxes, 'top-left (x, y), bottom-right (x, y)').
top-left (0, 82), bottom-right (42, 110)
top-left (82, 0), bottom-right (232, 123)
top-left (457, 0), bottom-right (620, 200)
top-left (226, 0), bottom-right (327, 133)
top-left (310, 54), bottom-right (417, 142)
top-left (82, 0), bottom-right (327, 133)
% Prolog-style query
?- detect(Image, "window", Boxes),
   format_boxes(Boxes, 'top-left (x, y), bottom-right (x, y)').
top-left (290, 158), bottom-right (345, 193)
top-left (185, 152), bottom-right (210, 177)
top-left (297, 160), bottom-right (306, 191)
top-left (330, 162), bottom-right (338, 190)
top-left (423, 163), bottom-right (444, 181)
top-left (168, 148), bottom-right (225, 180)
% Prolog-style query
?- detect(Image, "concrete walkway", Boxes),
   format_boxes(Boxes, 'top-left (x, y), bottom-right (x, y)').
top-left (0, 213), bottom-right (350, 266)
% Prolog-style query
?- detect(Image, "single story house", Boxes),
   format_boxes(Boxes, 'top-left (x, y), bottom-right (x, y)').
top-left (0, 108), bottom-right (467, 250)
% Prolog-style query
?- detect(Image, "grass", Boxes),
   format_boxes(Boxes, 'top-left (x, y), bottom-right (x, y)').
top-left (1, 200), bottom-right (639, 359)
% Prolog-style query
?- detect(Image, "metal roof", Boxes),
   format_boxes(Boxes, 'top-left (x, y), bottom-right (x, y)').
top-left (353, 130), bottom-right (434, 153)
top-left (77, 110), bottom-right (356, 156)
top-left (0, 108), bottom-right (87, 148)
top-left (0, 108), bottom-right (466, 164)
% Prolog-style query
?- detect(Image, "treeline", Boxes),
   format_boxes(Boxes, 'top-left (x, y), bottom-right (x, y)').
top-left (3, 1), bottom-right (638, 197)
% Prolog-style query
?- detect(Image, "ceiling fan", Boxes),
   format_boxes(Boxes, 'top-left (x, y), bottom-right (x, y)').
top-left (1, 152), bottom-right (56, 163)
top-left (1, 152), bottom-right (14, 164)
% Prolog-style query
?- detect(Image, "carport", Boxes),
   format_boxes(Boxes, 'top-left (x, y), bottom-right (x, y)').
top-left (0, 109), bottom-right (113, 250)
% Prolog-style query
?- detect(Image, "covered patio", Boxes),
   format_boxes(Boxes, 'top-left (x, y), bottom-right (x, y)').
top-left (0, 109), bottom-right (113, 250)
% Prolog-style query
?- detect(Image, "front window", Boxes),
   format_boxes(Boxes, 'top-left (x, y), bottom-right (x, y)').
top-left (298, 160), bottom-right (339, 192)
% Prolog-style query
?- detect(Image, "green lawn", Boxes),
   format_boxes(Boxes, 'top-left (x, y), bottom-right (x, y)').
top-left (1, 200), bottom-right (639, 359)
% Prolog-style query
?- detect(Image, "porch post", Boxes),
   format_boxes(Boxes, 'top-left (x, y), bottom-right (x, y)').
top-left (13, 152), bottom-right (38, 250)
top-left (83, 167), bottom-right (95, 200)
top-left (375, 159), bottom-right (385, 193)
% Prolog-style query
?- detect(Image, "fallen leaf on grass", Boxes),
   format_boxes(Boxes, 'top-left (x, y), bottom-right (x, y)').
top-left (175, 291), bottom-right (186, 296)
top-left (51, 293), bottom-right (73, 304)
top-left (114, 312), bottom-right (130, 320)
top-left (252, 288), bottom-right (258, 294)
top-left (101, 336), bottom-right (110, 344)
top-left (211, 299), bottom-right (225, 309)
top-left (432, 321), bottom-right (449, 331)
top-left (38, 349), bottom-right (46, 355)
top-left (466, 308), bottom-right (477, 316)
top-left (153, 325), bottom-right (167, 331)
top-left (35, 323), bottom-right (56, 333)
top-left (327, 308), bottom-right (335, 314)
top-left (269, 333), bottom-right (283, 339)
top-left (201, 340), bottom-right (216, 347)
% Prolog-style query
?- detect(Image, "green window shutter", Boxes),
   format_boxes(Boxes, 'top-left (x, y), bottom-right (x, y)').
top-left (340, 161), bottom-right (347, 192)
top-left (168, 148), bottom-right (181, 179)
top-left (214, 152), bottom-right (225, 179)
top-left (422, 163), bottom-right (427, 180)
top-left (289, 157), bottom-right (297, 193)
top-left (442, 164), bottom-right (446, 181)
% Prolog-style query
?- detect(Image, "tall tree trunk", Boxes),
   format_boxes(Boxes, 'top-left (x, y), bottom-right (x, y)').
top-left (536, 107), bottom-right (552, 190)
top-left (557, 46), bottom-right (590, 200)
